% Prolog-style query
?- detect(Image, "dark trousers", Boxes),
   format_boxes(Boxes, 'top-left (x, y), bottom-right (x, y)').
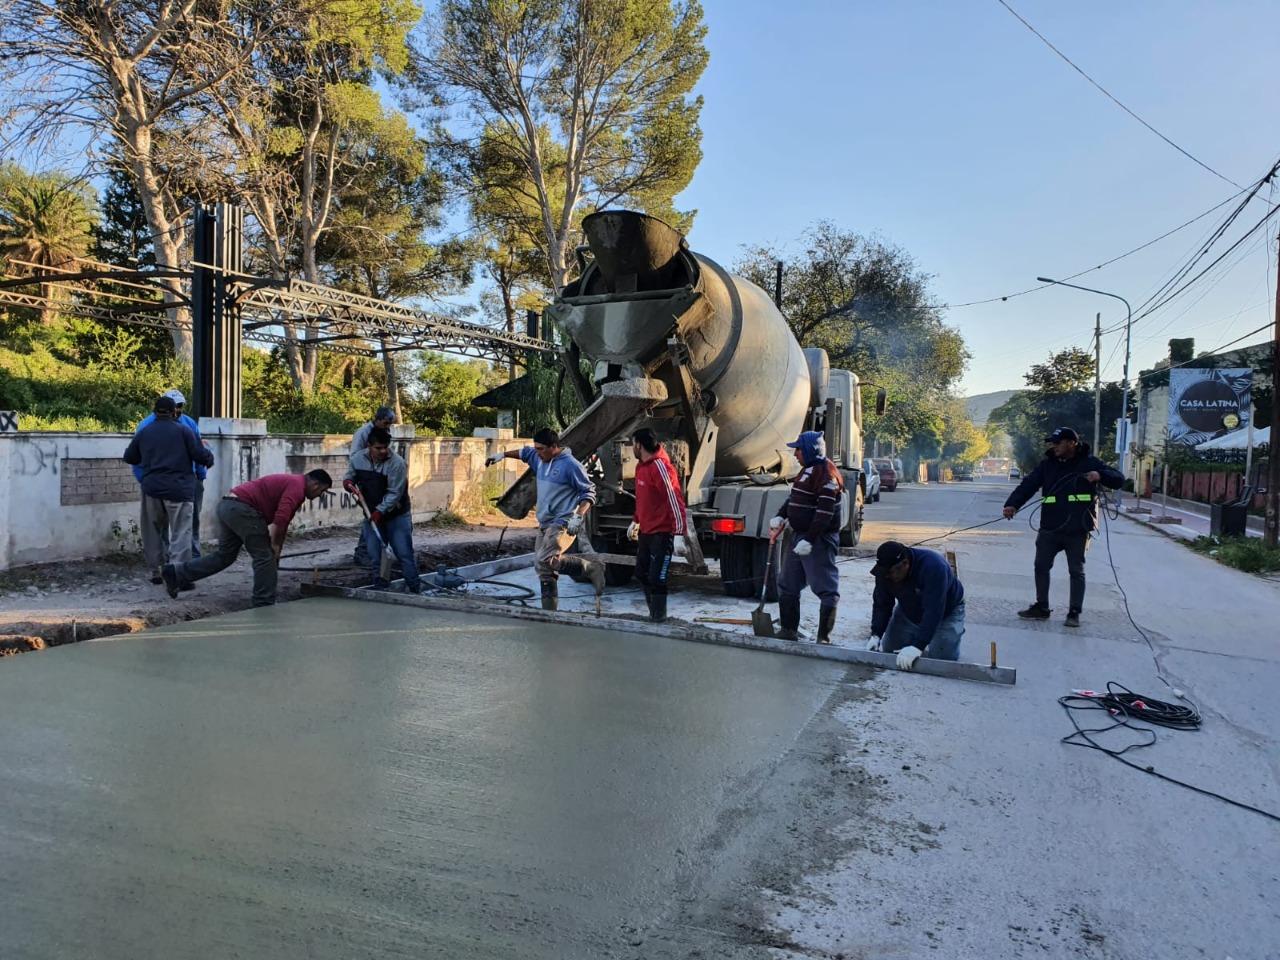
top-left (778, 537), bottom-right (840, 609)
top-left (1034, 528), bottom-right (1089, 612)
top-left (191, 475), bottom-right (204, 558)
top-left (176, 498), bottom-right (278, 607)
top-left (635, 532), bottom-right (674, 596)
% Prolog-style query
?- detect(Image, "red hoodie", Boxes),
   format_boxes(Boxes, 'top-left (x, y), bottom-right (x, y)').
top-left (633, 446), bottom-right (686, 535)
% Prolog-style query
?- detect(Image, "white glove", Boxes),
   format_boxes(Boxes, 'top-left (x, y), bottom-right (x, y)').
top-left (485, 454), bottom-right (502, 467)
top-left (896, 645), bottom-right (923, 671)
top-left (566, 514), bottom-right (584, 536)
top-left (865, 635), bottom-right (882, 652)
top-left (672, 535), bottom-right (687, 557)
top-left (627, 521), bottom-right (640, 541)
top-left (768, 516), bottom-right (784, 532)
top-left (792, 538), bottom-right (812, 557)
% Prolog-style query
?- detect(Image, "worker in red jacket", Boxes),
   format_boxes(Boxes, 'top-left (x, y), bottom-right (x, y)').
top-left (627, 428), bottom-right (687, 623)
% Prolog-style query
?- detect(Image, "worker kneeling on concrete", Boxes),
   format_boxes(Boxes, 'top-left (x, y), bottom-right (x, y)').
top-left (866, 541), bottom-right (966, 670)
top-left (162, 470), bottom-right (332, 606)
top-left (487, 427), bottom-right (601, 611)
top-left (627, 428), bottom-right (687, 623)
top-left (769, 430), bottom-right (844, 644)
top-left (343, 427), bottom-right (421, 593)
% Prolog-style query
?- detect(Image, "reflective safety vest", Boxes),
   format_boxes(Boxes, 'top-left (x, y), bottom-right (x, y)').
top-left (1042, 493), bottom-right (1093, 504)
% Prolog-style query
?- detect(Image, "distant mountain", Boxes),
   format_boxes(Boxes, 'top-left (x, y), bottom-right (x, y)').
top-left (965, 390), bottom-right (1019, 425)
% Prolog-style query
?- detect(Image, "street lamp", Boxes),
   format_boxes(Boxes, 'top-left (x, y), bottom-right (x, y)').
top-left (1036, 277), bottom-right (1134, 488)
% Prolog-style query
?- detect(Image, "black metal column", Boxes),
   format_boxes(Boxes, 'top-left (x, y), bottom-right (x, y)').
top-left (191, 202), bottom-right (244, 418)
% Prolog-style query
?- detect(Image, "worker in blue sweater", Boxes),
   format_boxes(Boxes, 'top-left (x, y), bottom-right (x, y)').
top-left (865, 540), bottom-right (966, 670)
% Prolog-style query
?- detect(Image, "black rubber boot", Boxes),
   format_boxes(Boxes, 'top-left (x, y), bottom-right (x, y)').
top-left (1064, 610), bottom-right (1081, 628)
top-left (816, 606), bottom-right (838, 645)
top-left (648, 593), bottom-right (668, 623)
top-left (540, 579), bottom-right (558, 611)
top-left (777, 595), bottom-right (801, 641)
top-left (1017, 602), bottom-right (1051, 620)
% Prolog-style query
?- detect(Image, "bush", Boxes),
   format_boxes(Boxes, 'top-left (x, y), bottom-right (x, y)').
top-left (1188, 535), bottom-right (1280, 574)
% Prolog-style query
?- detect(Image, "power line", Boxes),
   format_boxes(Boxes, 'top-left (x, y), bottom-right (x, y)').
top-left (1137, 320), bottom-right (1275, 380)
top-left (994, 0), bottom-right (1241, 188)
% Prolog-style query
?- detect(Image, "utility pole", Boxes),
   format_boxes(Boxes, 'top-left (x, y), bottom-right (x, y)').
top-left (1266, 231), bottom-right (1280, 547)
top-left (1093, 312), bottom-right (1102, 451)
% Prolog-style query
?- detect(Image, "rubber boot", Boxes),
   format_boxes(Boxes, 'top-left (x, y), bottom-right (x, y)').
top-left (816, 606), bottom-right (838, 645)
top-left (777, 595), bottom-right (801, 641)
top-left (648, 593), bottom-right (668, 623)
top-left (540, 579), bottom-right (558, 611)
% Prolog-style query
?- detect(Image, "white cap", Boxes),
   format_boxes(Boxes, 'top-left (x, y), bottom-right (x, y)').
top-left (164, 389), bottom-right (186, 406)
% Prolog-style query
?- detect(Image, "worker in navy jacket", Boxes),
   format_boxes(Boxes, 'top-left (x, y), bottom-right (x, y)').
top-left (1003, 427), bottom-right (1124, 628)
top-left (866, 541), bottom-right (966, 670)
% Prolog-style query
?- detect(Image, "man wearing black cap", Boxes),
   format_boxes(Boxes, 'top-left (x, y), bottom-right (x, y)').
top-left (866, 541), bottom-right (966, 670)
top-left (1003, 426), bottom-right (1124, 628)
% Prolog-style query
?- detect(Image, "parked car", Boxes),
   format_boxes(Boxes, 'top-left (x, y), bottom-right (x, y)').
top-left (1009, 467), bottom-right (1021, 481)
top-left (861, 458), bottom-right (881, 502)
top-left (952, 465), bottom-right (974, 481)
top-left (873, 457), bottom-right (898, 492)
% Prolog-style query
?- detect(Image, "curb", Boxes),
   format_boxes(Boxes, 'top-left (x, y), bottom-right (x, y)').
top-left (1113, 508), bottom-right (1198, 543)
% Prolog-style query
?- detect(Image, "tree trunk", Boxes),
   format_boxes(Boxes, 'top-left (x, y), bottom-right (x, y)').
top-left (380, 339), bottom-right (402, 421)
top-left (499, 268), bottom-right (518, 380)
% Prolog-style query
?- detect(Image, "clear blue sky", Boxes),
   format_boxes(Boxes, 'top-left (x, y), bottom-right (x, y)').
top-left (679, 0), bottom-right (1278, 396)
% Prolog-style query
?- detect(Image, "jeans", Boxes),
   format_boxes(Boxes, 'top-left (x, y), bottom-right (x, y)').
top-left (882, 600), bottom-right (966, 661)
top-left (1034, 529), bottom-right (1089, 612)
top-left (778, 536), bottom-right (840, 609)
top-left (635, 532), bottom-right (674, 596)
top-left (534, 524), bottom-right (577, 582)
top-left (177, 498), bottom-right (277, 607)
top-left (364, 511), bottom-right (420, 590)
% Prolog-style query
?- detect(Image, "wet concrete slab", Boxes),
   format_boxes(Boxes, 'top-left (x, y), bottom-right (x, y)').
top-left (0, 597), bottom-right (851, 959)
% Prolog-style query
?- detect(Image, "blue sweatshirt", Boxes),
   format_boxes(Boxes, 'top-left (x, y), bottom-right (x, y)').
top-left (871, 547), bottom-right (965, 646)
top-left (520, 446), bottom-right (595, 527)
top-left (131, 412), bottom-right (207, 482)
top-left (123, 418), bottom-right (215, 502)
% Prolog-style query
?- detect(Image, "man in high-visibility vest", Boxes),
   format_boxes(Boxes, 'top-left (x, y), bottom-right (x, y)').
top-left (1003, 427), bottom-right (1124, 628)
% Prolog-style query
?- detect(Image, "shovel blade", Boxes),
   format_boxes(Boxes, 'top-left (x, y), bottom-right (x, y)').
top-left (751, 607), bottom-right (775, 637)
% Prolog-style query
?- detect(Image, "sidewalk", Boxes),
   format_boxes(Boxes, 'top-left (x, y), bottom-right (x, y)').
top-left (1119, 491), bottom-right (1262, 540)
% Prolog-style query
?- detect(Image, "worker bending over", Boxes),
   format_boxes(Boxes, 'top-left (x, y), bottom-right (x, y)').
top-left (866, 540), bottom-right (966, 670)
top-left (1004, 426), bottom-right (1124, 628)
top-left (487, 427), bottom-right (602, 610)
top-left (344, 427), bottom-right (421, 593)
top-left (627, 428), bottom-right (687, 623)
top-left (162, 470), bottom-right (332, 606)
top-left (769, 430), bottom-right (844, 644)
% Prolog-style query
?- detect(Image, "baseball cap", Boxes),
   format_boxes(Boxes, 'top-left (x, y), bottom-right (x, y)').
top-left (153, 395), bottom-right (177, 414)
top-left (870, 540), bottom-right (910, 576)
top-left (164, 388), bottom-right (186, 406)
top-left (1043, 427), bottom-right (1079, 444)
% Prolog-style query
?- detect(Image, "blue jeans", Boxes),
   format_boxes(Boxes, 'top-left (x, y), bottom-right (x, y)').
top-left (363, 511), bottom-right (420, 591)
top-left (883, 600), bottom-right (966, 661)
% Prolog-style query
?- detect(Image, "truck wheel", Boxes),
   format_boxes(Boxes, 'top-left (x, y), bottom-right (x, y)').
top-left (719, 535), bottom-right (756, 598)
top-left (753, 538), bottom-right (781, 602)
top-left (841, 486), bottom-right (864, 547)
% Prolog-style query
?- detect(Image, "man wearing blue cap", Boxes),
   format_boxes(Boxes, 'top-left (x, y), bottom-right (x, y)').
top-left (768, 430), bottom-right (845, 643)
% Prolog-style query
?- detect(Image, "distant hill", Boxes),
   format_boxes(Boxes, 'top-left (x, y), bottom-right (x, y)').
top-left (965, 390), bottom-right (1019, 425)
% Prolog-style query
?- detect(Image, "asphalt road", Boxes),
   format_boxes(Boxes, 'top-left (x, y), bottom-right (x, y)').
top-left (769, 479), bottom-right (1280, 959)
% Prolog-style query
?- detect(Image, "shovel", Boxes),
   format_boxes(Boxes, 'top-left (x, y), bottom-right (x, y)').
top-left (752, 534), bottom-right (779, 637)
top-left (352, 489), bottom-right (394, 582)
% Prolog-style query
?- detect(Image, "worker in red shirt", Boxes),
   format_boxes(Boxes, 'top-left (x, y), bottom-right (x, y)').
top-left (627, 428), bottom-right (687, 622)
top-left (161, 469), bottom-right (333, 606)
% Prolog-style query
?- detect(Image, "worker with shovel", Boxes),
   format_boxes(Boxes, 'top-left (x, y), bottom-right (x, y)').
top-left (487, 427), bottom-right (602, 611)
top-left (343, 427), bottom-right (422, 593)
top-left (627, 428), bottom-right (687, 623)
top-left (769, 430), bottom-right (844, 643)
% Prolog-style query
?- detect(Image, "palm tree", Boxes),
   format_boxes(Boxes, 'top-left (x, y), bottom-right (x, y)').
top-left (0, 165), bottom-right (96, 324)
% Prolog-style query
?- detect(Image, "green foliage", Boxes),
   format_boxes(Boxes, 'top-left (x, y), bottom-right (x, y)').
top-left (242, 348), bottom-right (387, 433)
top-left (1188, 536), bottom-right (1280, 574)
top-left (1025, 347), bottom-right (1095, 392)
top-left (403, 353), bottom-right (505, 436)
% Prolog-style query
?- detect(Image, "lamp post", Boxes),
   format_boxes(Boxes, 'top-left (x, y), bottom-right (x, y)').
top-left (1037, 277), bottom-right (1134, 496)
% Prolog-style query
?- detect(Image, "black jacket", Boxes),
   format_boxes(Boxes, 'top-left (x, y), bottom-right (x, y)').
top-left (123, 418), bottom-right (214, 502)
top-left (1005, 443), bottom-right (1124, 533)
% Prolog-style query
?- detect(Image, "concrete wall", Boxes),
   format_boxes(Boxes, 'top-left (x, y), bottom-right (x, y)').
top-left (0, 421), bottom-right (529, 571)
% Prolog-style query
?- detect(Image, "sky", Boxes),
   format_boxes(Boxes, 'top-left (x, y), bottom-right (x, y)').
top-left (677, 0), bottom-right (1279, 396)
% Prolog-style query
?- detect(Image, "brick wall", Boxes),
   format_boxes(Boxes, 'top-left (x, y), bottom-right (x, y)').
top-left (60, 458), bottom-right (138, 506)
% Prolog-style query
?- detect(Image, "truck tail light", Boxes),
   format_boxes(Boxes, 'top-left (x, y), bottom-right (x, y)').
top-left (711, 517), bottom-right (745, 534)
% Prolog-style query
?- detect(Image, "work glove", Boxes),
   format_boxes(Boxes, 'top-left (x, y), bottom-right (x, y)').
top-left (566, 514), bottom-right (584, 536)
top-left (896, 645), bottom-right (923, 671)
top-left (768, 516), bottom-right (786, 544)
top-left (343, 479), bottom-right (359, 495)
top-left (369, 510), bottom-right (383, 527)
top-left (485, 454), bottom-right (502, 467)
top-left (627, 521), bottom-right (640, 541)
top-left (864, 634), bottom-right (882, 652)
top-left (792, 538), bottom-right (812, 557)
top-left (673, 535), bottom-right (687, 557)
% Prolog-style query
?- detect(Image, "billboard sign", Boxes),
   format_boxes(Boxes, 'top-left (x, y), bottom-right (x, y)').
top-left (1167, 368), bottom-right (1251, 447)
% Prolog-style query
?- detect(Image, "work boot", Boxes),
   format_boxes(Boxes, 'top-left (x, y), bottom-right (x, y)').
top-left (648, 593), bottom-right (668, 623)
top-left (540, 579), bottom-right (558, 611)
top-left (151, 567), bottom-right (164, 585)
top-left (1017, 602), bottom-right (1051, 621)
top-left (584, 560), bottom-right (606, 598)
top-left (777, 595), bottom-right (801, 641)
top-left (160, 564), bottom-right (180, 600)
top-left (816, 606), bottom-right (838, 645)
top-left (1064, 610), bottom-right (1081, 628)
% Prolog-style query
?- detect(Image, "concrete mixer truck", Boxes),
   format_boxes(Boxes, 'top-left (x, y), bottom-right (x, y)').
top-left (486, 210), bottom-right (884, 598)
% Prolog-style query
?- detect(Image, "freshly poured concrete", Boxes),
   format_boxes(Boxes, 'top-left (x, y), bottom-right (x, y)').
top-left (0, 598), bottom-right (852, 959)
